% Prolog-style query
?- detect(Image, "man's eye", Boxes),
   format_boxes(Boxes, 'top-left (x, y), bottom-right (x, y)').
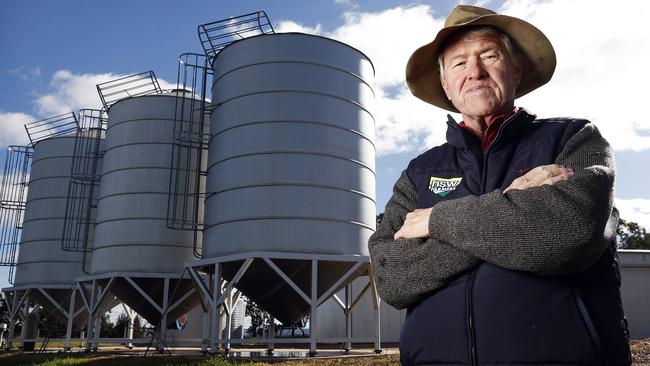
top-left (482, 54), bottom-right (497, 60)
top-left (453, 61), bottom-right (465, 68)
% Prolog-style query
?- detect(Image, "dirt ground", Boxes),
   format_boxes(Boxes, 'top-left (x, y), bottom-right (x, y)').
top-left (1, 339), bottom-right (649, 365)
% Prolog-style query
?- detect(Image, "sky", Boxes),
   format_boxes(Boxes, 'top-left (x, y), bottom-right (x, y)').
top-left (1, 0), bottom-right (650, 289)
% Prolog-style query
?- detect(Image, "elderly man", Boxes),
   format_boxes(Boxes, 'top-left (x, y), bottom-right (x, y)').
top-left (369, 5), bottom-right (631, 366)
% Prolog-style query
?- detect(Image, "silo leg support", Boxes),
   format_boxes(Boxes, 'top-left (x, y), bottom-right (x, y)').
top-left (369, 272), bottom-right (382, 354)
top-left (345, 284), bottom-right (352, 352)
top-left (209, 263), bottom-right (222, 354)
top-left (158, 278), bottom-right (169, 352)
top-left (188, 266), bottom-right (213, 311)
top-left (85, 280), bottom-right (97, 352)
top-left (5, 290), bottom-right (24, 351)
top-left (92, 317), bottom-right (100, 351)
top-left (201, 310), bottom-right (209, 353)
top-left (309, 259), bottom-right (318, 357)
top-left (267, 316), bottom-right (275, 354)
top-left (65, 289), bottom-right (77, 351)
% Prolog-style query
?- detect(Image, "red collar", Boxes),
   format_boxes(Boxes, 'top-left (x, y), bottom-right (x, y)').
top-left (459, 107), bottom-right (517, 152)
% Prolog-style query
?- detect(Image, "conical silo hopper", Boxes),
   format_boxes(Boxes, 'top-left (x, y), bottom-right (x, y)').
top-left (86, 88), bottom-right (205, 328)
top-left (202, 33), bottom-right (376, 325)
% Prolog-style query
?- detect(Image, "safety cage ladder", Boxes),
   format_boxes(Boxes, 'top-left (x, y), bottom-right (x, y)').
top-left (0, 146), bottom-right (33, 284)
top-left (166, 11), bottom-right (275, 258)
top-left (61, 109), bottom-right (107, 274)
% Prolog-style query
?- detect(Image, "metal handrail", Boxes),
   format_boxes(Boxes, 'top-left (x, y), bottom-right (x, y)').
top-left (24, 112), bottom-right (79, 145)
top-left (198, 11), bottom-right (274, 58)
top-left (96, 71), bottom-right (162, 110)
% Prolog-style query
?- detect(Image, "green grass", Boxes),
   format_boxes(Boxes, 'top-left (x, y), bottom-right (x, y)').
top-left (0, 353), bottom-right (404, 366)
top-left (0, 354), bottom-right (281, 366)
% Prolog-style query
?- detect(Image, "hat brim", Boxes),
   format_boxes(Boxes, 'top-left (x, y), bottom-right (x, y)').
top-left (405, 14), bottom-right (556, 112)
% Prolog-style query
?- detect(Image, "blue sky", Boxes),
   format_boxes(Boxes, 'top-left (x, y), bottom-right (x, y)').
top-left (2, 0), bottom-right (650, 288)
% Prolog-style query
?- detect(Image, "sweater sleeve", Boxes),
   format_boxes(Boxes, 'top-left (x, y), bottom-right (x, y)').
top-left (427, 122), bottom-right (617, 275)
top-left (368, 170), bottom-right (481, 309)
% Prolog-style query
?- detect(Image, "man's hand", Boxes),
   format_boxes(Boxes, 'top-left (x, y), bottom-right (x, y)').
top-left (503, 164), bottom-right (574, 193)
top-left (394, 208), bottom-right (433, 240)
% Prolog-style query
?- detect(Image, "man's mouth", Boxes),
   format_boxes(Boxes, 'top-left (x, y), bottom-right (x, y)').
top-left (466, 85), bottom-right (490, 92)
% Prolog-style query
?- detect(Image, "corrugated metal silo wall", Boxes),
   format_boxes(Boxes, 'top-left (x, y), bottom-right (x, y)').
top-left (90, 94), bottom-right (204, 275)
top-left (15, 135), bottom-right (86, 285)
top-left (204, 33), bottom-right (376, 257)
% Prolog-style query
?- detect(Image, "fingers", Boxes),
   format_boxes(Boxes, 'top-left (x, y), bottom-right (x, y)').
top-left (504, 164), bottom-right (574, 193)
top-left (394, 208), bottom-right (433, 240)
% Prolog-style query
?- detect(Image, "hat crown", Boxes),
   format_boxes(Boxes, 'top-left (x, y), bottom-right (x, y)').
top-left (445, 5), bottom-right (496, 27)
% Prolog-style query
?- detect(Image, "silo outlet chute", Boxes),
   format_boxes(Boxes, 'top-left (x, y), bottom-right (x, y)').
top-left (1, 112), bottom-right (93, 350)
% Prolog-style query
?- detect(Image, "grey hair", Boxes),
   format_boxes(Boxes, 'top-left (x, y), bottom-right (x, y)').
top-left (437, 26), bottom-right (522, 76)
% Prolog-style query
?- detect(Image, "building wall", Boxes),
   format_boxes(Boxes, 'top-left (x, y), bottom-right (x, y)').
top-left (619, 249), bottom-right (650, 339)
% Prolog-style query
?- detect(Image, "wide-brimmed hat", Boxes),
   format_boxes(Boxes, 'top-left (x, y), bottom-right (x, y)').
top-left (405, 5), bottom-right (556, 112)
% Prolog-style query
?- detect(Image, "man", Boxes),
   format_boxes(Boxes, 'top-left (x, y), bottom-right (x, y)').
top-left (369, 5), bottom-right (631, 366)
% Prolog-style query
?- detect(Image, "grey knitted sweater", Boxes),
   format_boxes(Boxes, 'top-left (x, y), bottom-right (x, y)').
top-left (368, 122), bottom-right (618, 310)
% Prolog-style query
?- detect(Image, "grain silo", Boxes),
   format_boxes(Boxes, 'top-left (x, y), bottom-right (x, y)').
top-left (75, 72), bottom-right (205, 351)
top-left (185, 14), bottom-right (380, 355)
top-left (0, 112), bottom-right (102, 350)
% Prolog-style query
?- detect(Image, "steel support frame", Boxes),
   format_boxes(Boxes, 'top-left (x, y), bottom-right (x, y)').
top-left (185, 251), bottom-right (381, 356)
top-left (75, 271), bottom-right (196, 352)
top-left (1, 284), bottom-right (84, 351)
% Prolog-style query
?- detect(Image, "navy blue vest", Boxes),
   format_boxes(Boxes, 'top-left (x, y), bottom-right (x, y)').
top-left (400, 109), bottom-right (630, 366)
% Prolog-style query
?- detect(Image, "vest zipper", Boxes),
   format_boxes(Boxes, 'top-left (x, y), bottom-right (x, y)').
top-left (467, 268), bottom-right (478, 366)
top-left (471, 115), bottom-right (518, 364)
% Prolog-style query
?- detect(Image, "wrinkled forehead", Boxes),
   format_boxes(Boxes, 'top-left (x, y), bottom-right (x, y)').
top-left (439, 27), bottom-right (508, 60)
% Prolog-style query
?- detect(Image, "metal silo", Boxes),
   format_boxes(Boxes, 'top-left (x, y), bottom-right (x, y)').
top-left (78, 73), bottom-right (206, 351)
top-left (1, 112), bottom-right (99, 350)
top-left (204, 33), bottom-right (375, 257)
top-left (186, 31), bottom-right (378, 354)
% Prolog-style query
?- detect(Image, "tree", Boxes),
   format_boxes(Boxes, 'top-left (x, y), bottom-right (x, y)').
top-left (617, 219), bottom-right (650, 249)
top-left (0, 294), bottom-right (9, 325)
top-left (132, 315), bottom-right (143, 338)
top-left (36, 307), bottom-right (66, 338)
top-left (245, 298), bottom-right (268, 336)
top-left (99, 312), bottom-right (114, 338)
top-left (113, 313), bottom-right (130, 338)
top-left (376, 213), bottom-right (384, 227)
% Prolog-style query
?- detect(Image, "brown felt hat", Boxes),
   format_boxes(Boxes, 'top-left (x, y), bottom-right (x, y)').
top-left (405, 5), bottom-right (556, 112)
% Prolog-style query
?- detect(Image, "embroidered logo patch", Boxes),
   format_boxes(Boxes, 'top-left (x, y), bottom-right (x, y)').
top-left (428, 177), bottom-right (462, 197)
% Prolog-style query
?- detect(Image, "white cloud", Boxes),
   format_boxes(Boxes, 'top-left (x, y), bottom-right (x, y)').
top-left (275, 20), bottom-right (323, 34)
top-left (0, 71), bottom-right (175, 149)
top-left (34, 70), bottom-right (113, 116)
top-left (33, 70), bottom-right (176, 117)
top-left (499, 0), bottom-right (650, 152)
top-left (616, 198), bottom-right (650, 231)
top-left (278, 1), bottom-right (650, 155)
top-left (0, 111), bottom-right (35, 147)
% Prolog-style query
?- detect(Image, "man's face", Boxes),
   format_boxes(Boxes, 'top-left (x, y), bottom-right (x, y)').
top-left (440, 33), bottom-right (522, 119)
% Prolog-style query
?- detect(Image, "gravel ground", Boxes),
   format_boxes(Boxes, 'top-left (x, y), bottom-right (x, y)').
top-left (632, 338), bottom-right (650, 365)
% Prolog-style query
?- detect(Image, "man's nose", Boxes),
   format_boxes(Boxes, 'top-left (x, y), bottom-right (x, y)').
top-left (467, 58), bottom-right (486, 79)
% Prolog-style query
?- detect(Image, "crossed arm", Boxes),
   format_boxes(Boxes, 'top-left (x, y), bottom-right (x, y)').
top-left (368, 123), bottom-right (617, 309)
